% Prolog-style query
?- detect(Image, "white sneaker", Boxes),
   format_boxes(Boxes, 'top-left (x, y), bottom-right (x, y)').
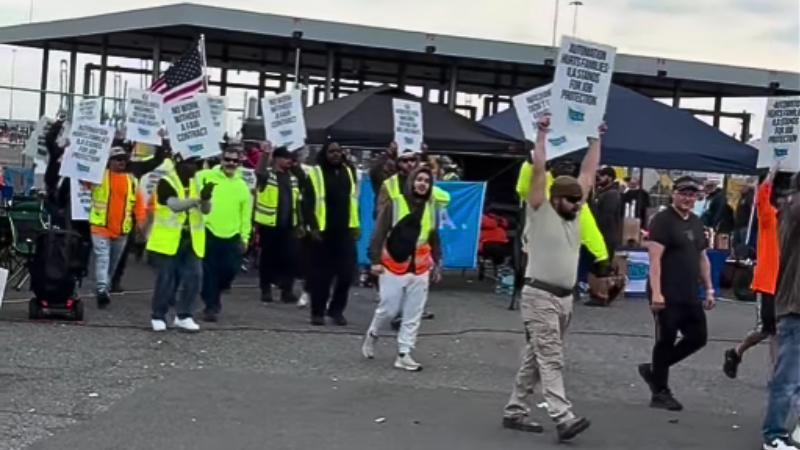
top-left (173, 317), bottom-right (201, 332)
top-left (298, 292), bottom-right (309, 308)
top-left (764, 437), bottom-right (800, 449)
top-left (394, 353), bottom-right (422, 372)
top-left (151, 319), bottom-right (167, 332)
top-left (362, 332), bottom-right (378, 359)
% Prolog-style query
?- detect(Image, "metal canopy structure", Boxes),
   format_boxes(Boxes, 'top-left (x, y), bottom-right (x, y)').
top-left (0, 2), bottom-right (797, 131)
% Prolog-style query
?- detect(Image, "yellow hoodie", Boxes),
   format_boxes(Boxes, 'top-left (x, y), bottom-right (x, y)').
top-left (516, 161), bottom-right (608, 262)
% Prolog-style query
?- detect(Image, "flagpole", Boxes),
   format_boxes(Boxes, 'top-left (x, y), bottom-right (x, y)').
top-left (199, 34), bottom-right (209, 92)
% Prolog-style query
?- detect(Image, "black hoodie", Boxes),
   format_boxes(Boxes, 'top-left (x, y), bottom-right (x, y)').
top-left (368, 166), bottom-right (442, 270)
top-left (304, 143), bottom-right (357, 234)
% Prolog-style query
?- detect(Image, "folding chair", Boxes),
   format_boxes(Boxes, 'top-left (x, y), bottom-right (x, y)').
top-left (7, 197), bottom-right (46, 290)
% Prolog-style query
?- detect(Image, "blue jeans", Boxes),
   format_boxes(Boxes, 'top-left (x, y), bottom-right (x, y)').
top-left (150, 237), bottom-right (202, 321)
top-left (201, 231), bottom-right (242, 314)
top-left (763, 314), bottom-right (800, 442)
top-left (92, 233), bottom-right (129, 295)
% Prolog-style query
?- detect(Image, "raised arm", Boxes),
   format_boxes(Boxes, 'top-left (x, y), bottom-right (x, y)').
top-left (526, 116), bottom-right (550, 210)
top-left (577, 122), bottom-right (607, 201)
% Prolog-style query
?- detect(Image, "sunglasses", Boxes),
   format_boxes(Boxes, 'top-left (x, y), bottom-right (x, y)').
top-left (563, 196), bottom-right (582, 204)
top-left (222, 157), bottom-right (240, 164)
top-left (398, 158), bottom-right (417, 165)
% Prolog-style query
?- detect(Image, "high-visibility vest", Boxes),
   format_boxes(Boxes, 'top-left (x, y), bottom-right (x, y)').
top-left (254, 170), bottom-right (300, 227)
top-left (515, 161), bottom-right (608, 262)
top-left (382, 195), bottom-right (436, 275)
top-left (307, 165), bottom-right (359, 231)
top-left (89, 170), bottom-right (138, 234)
top-left (145, 171), bottom-right (206, 258)
top-left (384, 174), bottom-right (450, 208)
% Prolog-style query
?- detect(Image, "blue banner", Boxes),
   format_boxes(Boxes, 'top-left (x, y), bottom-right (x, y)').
top-left (357, 177), bottom-right (486, 269)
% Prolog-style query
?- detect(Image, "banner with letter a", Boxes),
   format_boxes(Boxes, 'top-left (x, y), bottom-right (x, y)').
top-left (356, 177), bottom-right (486, 269)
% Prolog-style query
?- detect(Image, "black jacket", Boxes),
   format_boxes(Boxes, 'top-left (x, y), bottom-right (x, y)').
top-left (304, 146), bottom-right (356, 234)
top-left (592, 182), bottom-right (623, 251)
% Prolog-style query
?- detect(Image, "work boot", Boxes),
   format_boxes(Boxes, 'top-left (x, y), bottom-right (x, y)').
top-left (502, 415), bottom-right (544, 433)
top-left (260, 290), bottom-right (273, 304)
top-left (310, 315), bottom-right (325, 326)
top-left (280, 290), bottom-right (298, 304)
top-left (327, 313), bottom-right (348, 326)
top-left (110, 280), bottom-right (124, 294)
top-left (96, 292), bottom-right (111, 309)
top-left (650, 390), bottom-right (684, 411)
top-left (202, 310), bottom-right (218, 323)
top-left (556, 417), bottom-right (591, 442)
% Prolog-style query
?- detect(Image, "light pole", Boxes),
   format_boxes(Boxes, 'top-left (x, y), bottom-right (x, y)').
top-left (570, 1), bottom-right (584, 37)
top-left (9, 49), bottom-right (16, 120)
top-left (551, 0), bottom-right (561, 47)
top-left (28, 0), bottom-right (34, 22)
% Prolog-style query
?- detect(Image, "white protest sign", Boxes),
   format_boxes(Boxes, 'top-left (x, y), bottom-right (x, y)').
top-left (125, 88), bottom-right (164, 145)
top-left (59, 123), bottom-right (114, 184)
top-left (70, 178), bottom-right (92, 221)
top-left (0, 267), bottom-right (8, 310)
top-left (392, 99), bottom-right (424, 153)
top-left (240, 167), bottom-right (257, 190)
top-left (72, 98), bottom-right (102, 124)
top-left (758, 97), bottom-right (800, 171)
top-left (512, 84), bottom-right (589, 160)
top-left (163, 95), bottom-right (221, 160)
top-left (550, 36), bottom-right (616, 140)
top-left (141, 160), bottom-right (174, 206)
top-left (23, 117), bottom-right (54, 161)
top-left (261, 90), bottom-right (307, 151)
top-left (197, 94), bottom-right (228, 141)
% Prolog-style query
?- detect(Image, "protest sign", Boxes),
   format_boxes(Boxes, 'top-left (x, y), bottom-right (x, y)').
top-left (197, 94), bottom-right (228, 141)
top-left (240, 167), bottom-right (257, 190)
top-left (23, 117), bottom-right (54, 162)
top-left (163, 96), bottom-right (220, 160)
top-left (261, 90), bottom-right (307, 151)
top-left (758, 97), bottom-right (800, 171)
top-left (125, 88), bottom-right (164, 145)
top-left (512, 84), bottom-right (588, 160)
top-left (550, 36), bottom-right (616, 140)
top-left (141, 160), bottom-right (174, 206)
top-left (59, 123), bottom-right (114, 184)
top-left (392, 99), bottom-right (424, 153)
top-left (70, 178), bottom-right (93, 221)
top-left (72, 98), bottom-right (102, 124)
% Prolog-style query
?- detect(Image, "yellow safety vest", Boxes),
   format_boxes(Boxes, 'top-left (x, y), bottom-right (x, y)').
top-left (516, 161), bottom-right (608, 262)
top-left (393, 195), bottom-right (435, 244)
top-left (307, 165), bottom-right (360, 231)
top-left (254, 170), bottom-right (300, 226)
top-left (384, 174), bottom-right (450, 208)
top-left (89, 170), bottom-right (138, 234)
top-left (146, 171), bottom-right (206, 258)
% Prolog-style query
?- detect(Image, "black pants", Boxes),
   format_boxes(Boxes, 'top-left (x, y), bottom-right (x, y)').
top-left (201, 231), bottom-right (242, 313)
top-left (258, 226), bottom-right (297, 293)
top-left (307, 232), bottom-right (356, 318)
top-left (651, 301), bottom-right (708, 392)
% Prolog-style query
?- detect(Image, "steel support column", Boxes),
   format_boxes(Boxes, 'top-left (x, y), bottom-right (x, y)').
top-left (447, 64), bottom-right (458, 110)
top-left (324, 47), bottom-right (335, 102)
top-left (152, 39), bottom-right (162, 79)
top-left (38, 43), bottom-right (50, 117)
top-left (397, 61), bottom-right (407, 91)
top-left (98, 37), bottom-right (109, 118)
top-left (279, 49), bottom-right (289, 92)
top-left (332, 56), bottom-right (342, 98)
top-left (67, 44), bottom-right (78, 115)
top-left (671, 81), bottom-right (681, 107)
top-left (421, 85), bottom-right (430, 102)
top-left (219, 45), bottom-right (229, 96)
top-left (712, 95), bottom-right (722, 129)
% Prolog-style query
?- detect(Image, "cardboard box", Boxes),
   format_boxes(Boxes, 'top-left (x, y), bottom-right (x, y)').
top-left (621, 218), bottom-right (641, 247)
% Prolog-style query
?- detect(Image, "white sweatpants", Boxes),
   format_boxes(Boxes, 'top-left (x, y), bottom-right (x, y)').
top-left (368, 272), bottom-right (430, 354)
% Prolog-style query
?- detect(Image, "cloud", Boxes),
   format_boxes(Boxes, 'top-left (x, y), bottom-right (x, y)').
top-left (758, 25), bottom-right (800, 49)
top-left (626, 0), bottom-right (711, 14)
top-left (729, 0), bottom-right (797, 15)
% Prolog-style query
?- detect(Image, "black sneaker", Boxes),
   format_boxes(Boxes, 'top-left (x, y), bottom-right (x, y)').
top-left (260, 291), bottom-right (273, 304)
top-left (96, 292), bottom-right (111, 309)
top-left (650, 390), bottom-right (684, 411)
top-left (280, 291), bottom-right (298, 304)
top-left (327, 313), bottom-right (348, 326)
top-left (109, 282), bottom-right (125, 294)
top-left (638, 363), bottom-right (657, 395)
top-left (202, 310), bottom-right (218, 323)
top-left (311, 315), bottom-right (325, 326)
top-left (502, 416), bottom-right (544, 433)
top-left (556, 417), bottom-right (591, 442)
top-left (723, 348), bottom-right (741, 379)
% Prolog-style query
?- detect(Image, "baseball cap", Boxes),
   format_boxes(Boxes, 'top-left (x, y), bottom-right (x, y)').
top-left (673, 176), bottom-right (700, 192)
top-left (109, 146), bottom-right (127, 158)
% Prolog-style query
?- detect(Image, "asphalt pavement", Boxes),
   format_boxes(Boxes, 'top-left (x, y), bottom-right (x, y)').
top-left (0, 260), bottom-right (772, 450)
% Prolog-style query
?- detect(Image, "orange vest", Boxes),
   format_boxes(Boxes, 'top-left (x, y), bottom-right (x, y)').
top-left (382, 243), bottom-right (433, 275)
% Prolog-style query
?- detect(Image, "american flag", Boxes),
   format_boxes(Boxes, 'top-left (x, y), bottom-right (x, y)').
top-left (149, 40), bottom-right (206, 104)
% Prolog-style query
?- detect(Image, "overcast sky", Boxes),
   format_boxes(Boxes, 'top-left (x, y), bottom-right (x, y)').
top-left (0, 0), bottom-right (797, 138)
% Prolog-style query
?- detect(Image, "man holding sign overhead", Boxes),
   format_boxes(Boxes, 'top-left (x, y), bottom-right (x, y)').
top-left (502, 115), bottom-right (605, 442)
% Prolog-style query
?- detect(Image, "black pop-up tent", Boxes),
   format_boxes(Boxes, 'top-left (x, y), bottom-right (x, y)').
top-left (241, 85), bottom-right (523, 154)
top-left (480, 84), bottom-right (758, 174)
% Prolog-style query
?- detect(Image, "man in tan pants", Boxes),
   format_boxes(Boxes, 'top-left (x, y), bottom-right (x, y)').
top-left (501, 115), bottom-right (606, 443)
